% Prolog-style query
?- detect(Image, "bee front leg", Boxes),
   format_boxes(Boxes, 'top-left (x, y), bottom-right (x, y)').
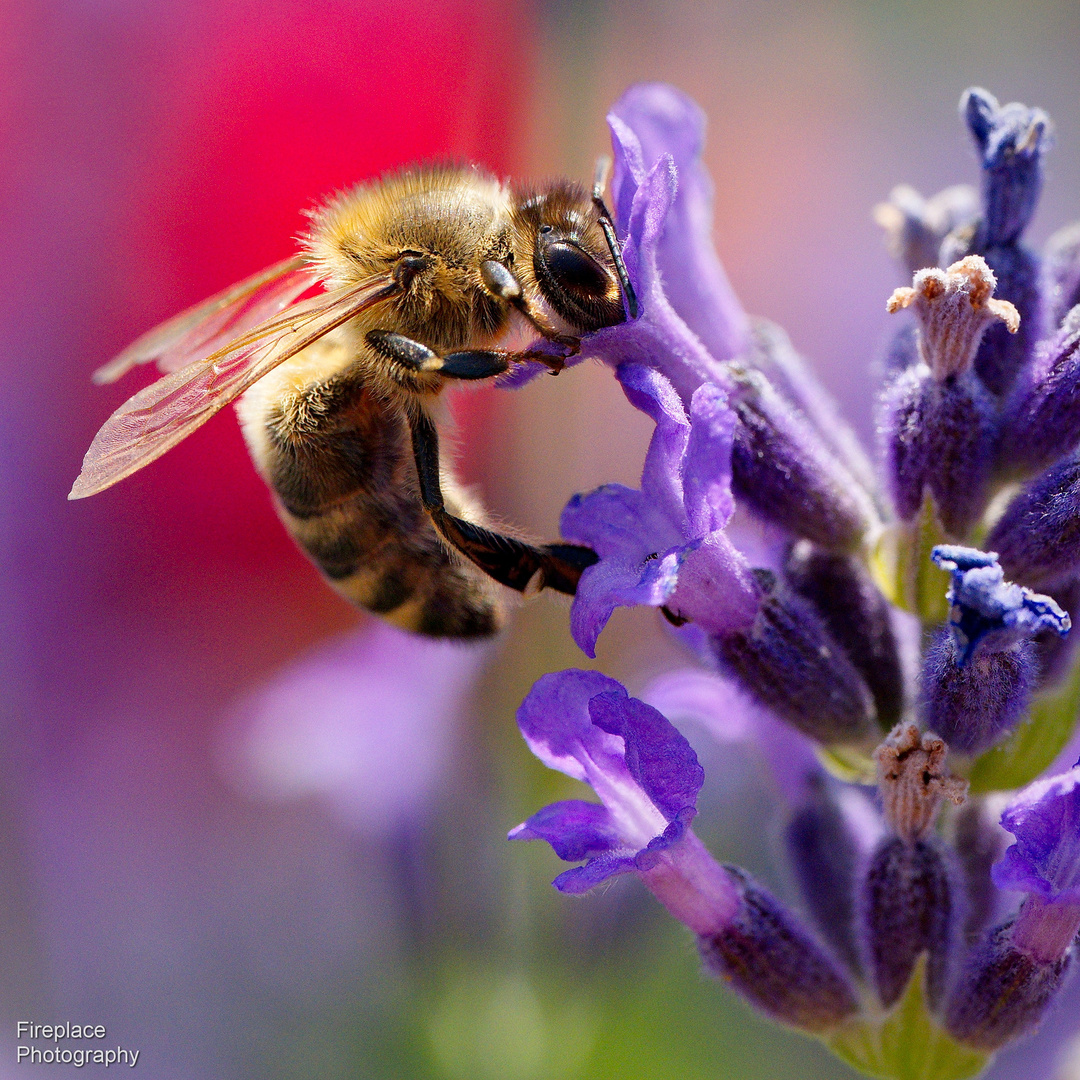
top-left (407, 407), bottom-right (597, 596)
top-left (366, 330), bottom-right (573, 381)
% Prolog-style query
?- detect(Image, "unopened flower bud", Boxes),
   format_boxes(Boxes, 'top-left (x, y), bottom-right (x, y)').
top-left (785, 778), bottom-right (880, 977)
top-left (962, 87), bottom-right (1052, 249)
top-left (862, 834), bottom-right (958, 1009)
top-left (728, 366), bottom-right (878, 551)
top-left (786, 542), bottom-right (905, 730)
top-left (874, 183), bottom-right (980, 278)
top-left (698, 866), bottom-right (859, 1033)
top-left (1045, 223), bottom-right (1080, 330)
top-left (945, 919), bottom-right (1073, 1050)
top-left (1000, 313), bottom-right (1080, 477)
top-left (882, 258), bottom-right (1014, 535)
top-left (951, 88), bottom-right (1052, 395)
top-left (710, 570), bottom-right (877, 745)
top-left (989, 455), bottom-right (1080, 590)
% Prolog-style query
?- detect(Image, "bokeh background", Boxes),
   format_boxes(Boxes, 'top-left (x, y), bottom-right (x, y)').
top-left (4, 0), bottom-right (1080, 1077)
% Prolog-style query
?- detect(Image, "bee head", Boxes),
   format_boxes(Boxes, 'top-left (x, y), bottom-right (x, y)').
top-left (512, 182), bottom-right (626, 333)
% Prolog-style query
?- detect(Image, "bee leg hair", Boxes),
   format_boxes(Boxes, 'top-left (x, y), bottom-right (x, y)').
top-left (407, 407), bottom-right (597, 595)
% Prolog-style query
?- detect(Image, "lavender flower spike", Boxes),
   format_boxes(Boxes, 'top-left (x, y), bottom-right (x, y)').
top-left (946, 763), bottom-right (1080, 1050)
top-left (511, 669), bottom-right (858, 1032)
top-left (920, 546), bottom-right (1070, 752)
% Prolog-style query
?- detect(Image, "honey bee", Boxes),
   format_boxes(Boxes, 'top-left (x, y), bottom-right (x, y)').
top-left (70, 162), bottom-right (637, 637)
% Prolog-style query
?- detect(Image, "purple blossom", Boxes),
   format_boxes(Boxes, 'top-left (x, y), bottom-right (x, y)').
top-left (510, 669), bottom-right (859, 1032)
top-left (560, 364), bottom-right (760, 657)
top-left (508, 668), bottom-right (729, 914)
top-left (994, 763), bottom-right (1080, 914)
top-left (931, 546), bottom-right (1071, 666)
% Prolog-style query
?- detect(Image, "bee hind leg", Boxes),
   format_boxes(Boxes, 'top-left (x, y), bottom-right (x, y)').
top-left (408, 407), bottom-right (597, 596)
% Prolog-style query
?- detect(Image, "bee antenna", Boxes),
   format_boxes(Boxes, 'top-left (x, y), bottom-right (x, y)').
top-left (592, 156), bottom-right (638, 320)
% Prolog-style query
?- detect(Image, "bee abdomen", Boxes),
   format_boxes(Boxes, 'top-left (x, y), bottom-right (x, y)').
top-left (282, 497), bottom-right (504, 638)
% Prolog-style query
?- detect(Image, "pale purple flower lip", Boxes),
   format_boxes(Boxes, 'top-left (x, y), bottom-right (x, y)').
top-left (509, 668), bottom-right (704, 894)
top-left (993, 762), bottom-right (1080, 906)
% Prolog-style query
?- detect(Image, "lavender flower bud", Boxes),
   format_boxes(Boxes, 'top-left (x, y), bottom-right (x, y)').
top-left (1045, 223), bottom-right (1080, 329)
top-left (962, 88), bottom-right (1052, 249)
top-left (989, 457), bottom-right (1080, 589)
top-left (785, 541), bottom-right (905, 730)
top-left (947, 89), bottom-right (1053, 395)
top-left (710, 570), bottom-right (877, 745)
top-left (882, 257), bottom-right (1016, 536)
top-left (921, 627), bottom-right (1038, 753)
top-left (874, 183), bottom-right (980, 278)
top-left (1000, 316), bottom-right (1080, 479)
top-left (698, 865), bottom-right (859, 1033)
top-left (945, 919), bottom-right (1073, 1050)
top-left (949, 797), bottom-right (1012, 941)
top-left (746, 319), bottom-right (879, 496)
top-left (728, 366), bottom-right (879, 551)
top-left (862, 834), bottom-right (958, 1009)
top-left (784, 778), bottom-right (878, 976)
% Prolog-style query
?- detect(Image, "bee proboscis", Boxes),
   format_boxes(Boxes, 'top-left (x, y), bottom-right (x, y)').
top-left (71, 161), bottom-right (636, 637)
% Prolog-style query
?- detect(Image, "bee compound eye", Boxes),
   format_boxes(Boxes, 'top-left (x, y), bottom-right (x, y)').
top-left (543, 241), bottom-right (609, 297)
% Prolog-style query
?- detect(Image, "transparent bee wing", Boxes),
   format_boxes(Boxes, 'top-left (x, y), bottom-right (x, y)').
top-left (93, 255), bottom-right (316, 384)
top-left (70, 275), bottom-right (399, 500)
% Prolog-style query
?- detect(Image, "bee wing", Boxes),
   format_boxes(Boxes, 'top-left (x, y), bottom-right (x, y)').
top-left (70, 274), bottom-right (399, 500)
top-left (93, 255), bottom-right (316, 384)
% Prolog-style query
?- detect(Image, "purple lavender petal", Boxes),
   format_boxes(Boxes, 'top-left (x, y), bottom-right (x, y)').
top-left (516, 668), bottom-right (630, 784)
top-left (610, 83), bottom-right (749, 363)
top-left (587, 690), bottom-right (704, 822)
top-left (616, 362), bottom-right (689, 523)
top-left (553, 853), bottom-right (639, 894)
top-left (599, 116), bottom-right (732, 400)
top-left (993, 764), bottom-right (1080, 905)
top-left (931, 545), bottom-right (1071, 662)
top-left (560, 483), bottom-right (682, 561)
top-left (560, 481), bottom-right (683, 656)
top-left (642, 667), bottom-right (824, 806)
top-left (508, 799), bottom-right (622, 861)
top-left (682, 383), bottom-right (736, 535)
top-left (667, 533), bottom-right (761, 635)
